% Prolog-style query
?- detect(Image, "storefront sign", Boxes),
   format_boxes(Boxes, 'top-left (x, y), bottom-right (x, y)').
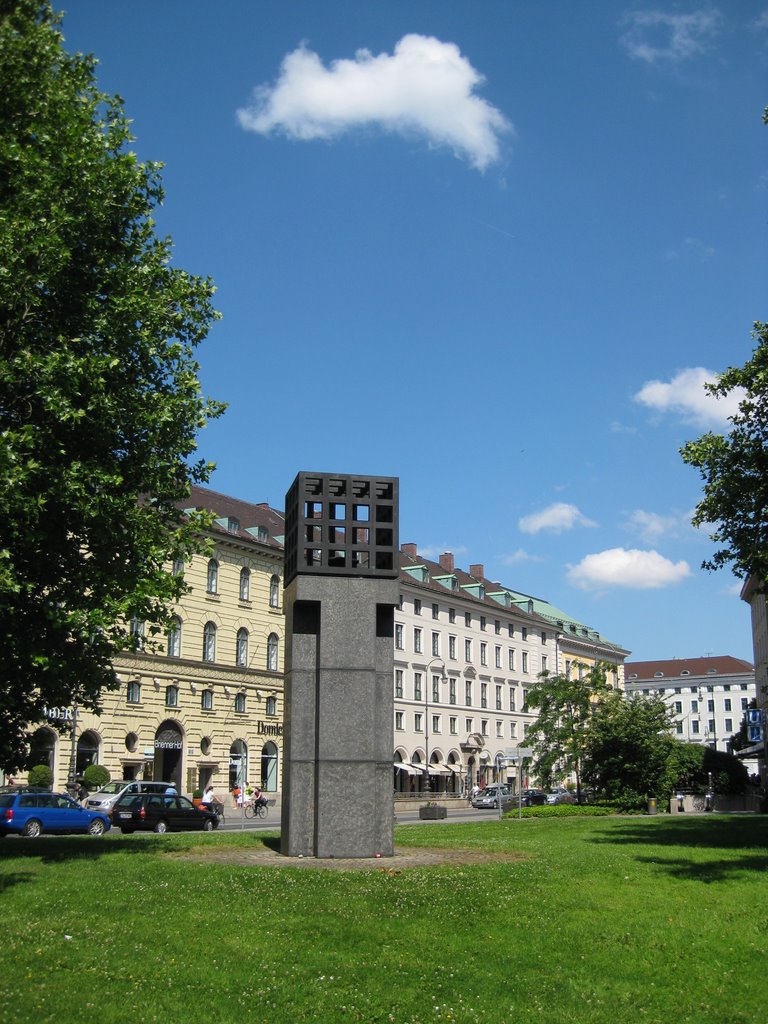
top-left (42, 706), bottom-right (74, 721)
top-left (257, 720), bottom-right (283, 737)
top-left (155, 739), bottom-right (183, 750)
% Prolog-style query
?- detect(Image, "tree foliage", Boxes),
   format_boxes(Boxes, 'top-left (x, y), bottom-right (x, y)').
top-left (525, 663), bottom-right (612, 799)
top-left (582, 691), bottom-right (678, 802)
top-left (0, 2), bottom-right (225, 770)
top-left (680, 322), bottom-right (768, 581)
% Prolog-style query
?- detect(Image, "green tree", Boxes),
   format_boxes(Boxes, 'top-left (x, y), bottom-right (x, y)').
top-left (526, 663), bottom-right (612, 801)
top-left (582, 691), bottom-right (678, 803)
top-left (668, 742), bottom-right (749, 795)
top-left (680, 321), bottom-right (768, 581)
top-left (0, 2), bottom-right (225, 771)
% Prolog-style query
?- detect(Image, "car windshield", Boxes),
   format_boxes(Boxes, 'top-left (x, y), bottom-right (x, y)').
top-left (93, 782), bottom-right (126, 795)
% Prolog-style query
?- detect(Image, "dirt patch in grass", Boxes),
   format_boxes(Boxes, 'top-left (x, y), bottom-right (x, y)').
top-left (171, 844), bottom-right (527, 871)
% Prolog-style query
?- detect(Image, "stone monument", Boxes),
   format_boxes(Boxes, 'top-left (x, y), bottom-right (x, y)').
top-left (281, 472), bottom-right (399, 858)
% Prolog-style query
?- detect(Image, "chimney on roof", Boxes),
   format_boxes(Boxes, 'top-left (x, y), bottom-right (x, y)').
top-left (470, 563), bottom-right (484, 579)
top-left (439, 552), bottom-right (454, 572)
top-left (401, 543), bottom-right (418, 557)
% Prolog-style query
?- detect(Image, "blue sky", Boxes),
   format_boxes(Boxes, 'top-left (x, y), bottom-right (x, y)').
top-left (59, 2), bottom-right (767, 662)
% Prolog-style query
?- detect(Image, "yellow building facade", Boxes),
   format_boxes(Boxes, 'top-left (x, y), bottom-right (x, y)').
top-left (26, 488), bottom-right (286, 797)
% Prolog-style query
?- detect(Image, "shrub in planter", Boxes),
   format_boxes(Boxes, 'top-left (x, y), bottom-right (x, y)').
top-left (192, 789), bottom-right (203, 807)
top-left (83, 764), bottom-right (110, 791)
top-left (27, 764), bottom-right (53, 788)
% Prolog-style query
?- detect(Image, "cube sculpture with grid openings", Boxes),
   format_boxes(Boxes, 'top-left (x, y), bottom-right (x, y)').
top-left (282, 473), bottom-right (399, 858)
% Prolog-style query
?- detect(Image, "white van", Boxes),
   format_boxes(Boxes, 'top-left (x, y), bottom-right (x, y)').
top-left (85, 780), bottom-right (173, 813)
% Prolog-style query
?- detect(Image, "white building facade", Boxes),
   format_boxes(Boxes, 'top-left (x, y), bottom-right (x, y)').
top-left (624, 656), bottom-right (755, 752)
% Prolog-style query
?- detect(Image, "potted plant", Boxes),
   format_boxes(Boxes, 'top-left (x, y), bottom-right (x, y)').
top-left (192, 789), bottom-right (203, 807)
top-left (418, 801), bottom-right (447, 820)
top-left (83, 764), bottom-right (110, 792)
top-left (27, 764), bottom-right (53, 789)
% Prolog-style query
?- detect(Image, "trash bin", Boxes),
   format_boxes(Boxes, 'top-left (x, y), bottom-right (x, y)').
top-left (647, 797), bottom-right (657, 815)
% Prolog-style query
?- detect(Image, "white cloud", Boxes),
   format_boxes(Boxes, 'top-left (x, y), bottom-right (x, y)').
top-left (634, 367), bottom-right (744, 426)
top-left (664, 237), bottom-right (716, 262)
top-left (623, 509), bottom-right (691, 543)
top-left (567, 548), bottom-right (692, 590)
top-left (518, 502), bottom-right (597, 535)
top-left (236, 34), bottom-right (511, 171)
top-left (501, 548), bottom-right (543, 565)
top-left (619, 9), bottom-right (721, 64)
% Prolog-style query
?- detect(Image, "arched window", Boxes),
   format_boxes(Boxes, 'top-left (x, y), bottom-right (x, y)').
top-left (207, 559), bottom-right (219, 594)
top-left (76, 730), bottom-right (100, 776)
top-left (203, 621), bottom-right (217, 663)
top-left (167, 616), bottom-right (182, 658)
top-left (269, 574), bottom-right (280, 608)
top-left (266, 695), bottom-right (277, 716)
top-left (236, 628), bottom-right (249, 667)
top-left (267, 633), bottom-right (278, 672)
top-left (261, 741), bottom-right (278, 791)
top-left (239, 567), bottom-right (250, 602)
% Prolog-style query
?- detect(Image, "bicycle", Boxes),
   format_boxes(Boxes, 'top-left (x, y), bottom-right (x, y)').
top-left (243, 798), bottom-right (268, 819)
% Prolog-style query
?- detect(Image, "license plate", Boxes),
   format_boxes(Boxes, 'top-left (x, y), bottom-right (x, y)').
top-left (118, 812), bottom-right (132, 819)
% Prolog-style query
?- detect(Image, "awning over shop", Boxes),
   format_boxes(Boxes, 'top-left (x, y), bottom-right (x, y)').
top-left (428, 764), bottom-right (451, 775)
top-left (393, 761), bottom-right (420, 775)
top-left (445, 764), bottom-right (465, 774)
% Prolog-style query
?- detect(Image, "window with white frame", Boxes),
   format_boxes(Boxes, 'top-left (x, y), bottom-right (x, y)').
top-left (432, 674), bottom-right (440, 702)
top-left (480, 642), bottom-right (487, 666)
top-left (496, 721), bottom-right (503, 738)
top-left (239, 567), bottom-right (251, 602)
top-left (266, 695), bottom-right (277, 716)
top-left (126, 680), bottom-right (141, 704)
top-left (431, 631), bottom-right (440, 657)
top-left (510, 721), bottom-right (517, 738)
top-left (395, 624), bottom-right (404, 650)
top-left (449, 716), bottom-right (457, 734)
top-left (236, 628), bottom-right (249, 667)
top-left (481, 682), bottom-right (488, 708)
top-left (480, 616), bottom-right (486, 631)
top-left (465, 680), bottom-right (472, 706)
top-left (495, 685), bottom-right (502, 710)
top-left (449, 608), bottom-right (456, 624)
top-left (508, 648), bottom-right (515, 671)
top-left (464, 612), bottom-right (471, 627)
top-left (414, 627), bottom-right (422, 653)
top-left (201, 689), bottom-right (214, 711)
top-left (509, 687), bottom-right (516, 711)
top-left (414, 598), bottom-right (422, 616)
top-left (432, 603), bottom-right (439, 620)
top-left (541, 654), bottom-right (548, 673)
top-left (269, 574), bottom-right (280, 607)
top-left (522, 651), bottom-right (528, 673)
top-left (235, 692), bottom-right (246, 714)
top-left (267, 633), bottom-right (278, 671)
top-left (521, 626), bottom-right (528, 641)
top-left (203, 621), bottom-right (216, 662)
top-left (449, 678), bottom-right (456, 704)
top-left (432, 714), bottom-right (440, 734)
top-left (464, 638), bottom-right (472, 662)
top-left (414, 673), bottom-right (422, 701)
top-left (395, 711), bottom-right (404, 731)
top-left (394, 669), bottom-right (403, 698)
top-left (206, 559), bottom-right (219, 594)
top-left (449, 635), bottom-right (457, 660)
top-left (167, 617), bottom-right (181, 658)
top-left (495, 646), bottom-right (501, 669)
top-left (481, 719), bottom-right (488, 736)
top-left (465, 717), bottom-right (473, 732)
top-left (414, 713), bottom-right (423, 732)
top-left (165, 685), bottom-right (179, 707)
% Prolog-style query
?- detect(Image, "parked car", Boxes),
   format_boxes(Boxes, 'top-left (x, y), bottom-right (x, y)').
top-left (0, 791), bottom-right (111, 838)
top-left (545, 789), bottom-right (577, 805)
top-left (85, 780), bottom-right (174, 814)
top-left (112, 792), bottom-right (218, 834)
top-left (520, 789), bottom-right (547, 806)
top-left (471, 784), bottom-right (514, 810)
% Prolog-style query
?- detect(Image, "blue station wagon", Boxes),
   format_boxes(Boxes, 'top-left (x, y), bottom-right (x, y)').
top-left (0, 791), bottom-right (112, 838)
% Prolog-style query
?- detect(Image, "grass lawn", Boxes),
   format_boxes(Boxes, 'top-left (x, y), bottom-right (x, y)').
top-left (2, 814), bottom-right (766, 1024)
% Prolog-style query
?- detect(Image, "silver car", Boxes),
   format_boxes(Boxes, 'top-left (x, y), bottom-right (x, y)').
top-left (471, 784), bottom-right (514, 810)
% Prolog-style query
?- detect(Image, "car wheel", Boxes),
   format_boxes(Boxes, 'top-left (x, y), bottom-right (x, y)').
top-left (22, 818), bottom-right (43, 838)
top-left (203, 819), bottom-right (214, 832)
top-left (87, 818), bottom-right (106, 836)
top-left (153, 819), bottom-right (169, 834)
top-left (120, 827), bottom-right (134, 835)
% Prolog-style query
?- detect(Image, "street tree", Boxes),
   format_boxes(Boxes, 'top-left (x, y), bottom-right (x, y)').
top-left (0, 2), bottom-right (225, 770)
top-left (680, 320), bottom-right (768, 583)
top-left (582, 691), bottom-right (678, 804)
top-left (525, 663), bottom-right (612, 801)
